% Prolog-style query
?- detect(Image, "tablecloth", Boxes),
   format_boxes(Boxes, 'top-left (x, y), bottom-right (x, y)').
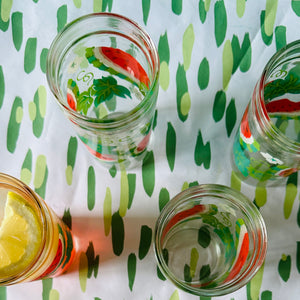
top-left (0, 0), bottom-right (300, 299)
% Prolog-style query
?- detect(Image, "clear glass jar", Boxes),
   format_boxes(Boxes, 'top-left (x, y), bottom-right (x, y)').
top-left (154, 184), bottom-right (267, 297)
top-left (0, 173), bottom-right (75, 285)
top-left (232, 40), bottom-right (300, 185)
top-left (46, 13), bottom-right (159, 169)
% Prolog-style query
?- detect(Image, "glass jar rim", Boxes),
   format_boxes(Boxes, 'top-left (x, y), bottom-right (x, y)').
top-left (46, 12), bottom-right (160, 130)
top-left (0, 173), bottom-right (47, 284)
top-left (154, 184), bottom-right (267, 297)
top-left (257, 40), bottom-right (300, 153)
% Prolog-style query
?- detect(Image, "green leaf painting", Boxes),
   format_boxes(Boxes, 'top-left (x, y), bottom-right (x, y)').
top-left (87, 166), bottom-right (96, 211)
top-left (111, 211), bottom-right (124, 256)
top-left (142, 151), bottom-right (155, 197)
top-left (194, 130), bottom-right (211, 169)
top-left (7, 96), bottom-right (23, 153)
top-left (138, 225), bottom-right (152, 260)
top-left (213, 90), bottom-right (226, 122)
top-left (142, 0), bottom-right (150, 25)
top-left (24, 37), bottom-right (37, 74)
top-left (11, 12), bottom-right (23, 51)
top-left (214, 0), bottom-right (227, 47)
top-left (128, 253), bottom-right (137, 291)
top-left (166, 122), bottom-right (176, 171)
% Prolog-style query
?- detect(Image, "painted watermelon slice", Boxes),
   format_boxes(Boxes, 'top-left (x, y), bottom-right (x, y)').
top-left (239, 106), bottom-right (254, 144)
top-left (265, 98), bottom-right (300, 116)
top-left (93, 47), bottom-right (150, 88)
top-left (84, 143), bottom-right (115, 162)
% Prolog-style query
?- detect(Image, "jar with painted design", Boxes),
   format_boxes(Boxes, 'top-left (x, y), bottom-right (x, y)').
top-left (232, 40), bottom-right (300, 185)
top-left (47, 13), bottom-right (159, 169)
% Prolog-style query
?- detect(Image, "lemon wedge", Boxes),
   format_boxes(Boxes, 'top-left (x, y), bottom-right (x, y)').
top-left (0, 191), bottom-right (42, 277)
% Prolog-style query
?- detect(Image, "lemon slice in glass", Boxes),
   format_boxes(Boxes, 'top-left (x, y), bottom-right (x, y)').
top-left (0, 191), bottom-right (42, 278)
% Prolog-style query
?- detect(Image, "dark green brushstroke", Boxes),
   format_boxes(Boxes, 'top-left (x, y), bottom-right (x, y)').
top-left (127, 173), bottom-right (136, 209)
top-left (40, 48), bottom-right (48, 73)
top-left (200, 264), bottom-right (211, 281)
top-left (109, 165), bottom-right (117, 178)
top-left (213, 90), bottom-right (226, 122)
top-left (35, 166), bottom-right (48, 199)
top-left (87, 166), bottom-right (96, 211)
top-left (138, 225), bottom-right (152, 260)
top-left (159, 187), bottom-right (169, 212)
top-left (260, 10), bottom-right (273, 46)
top-left (158, 32), bottom-right (170, 64)
top-left (278, 254), bottom-right (291, 282)
top-left (128, 253), bottom-right (137, 291)
top-left (292, 0), bottom-right (300, 16)
top-left (198, 0), bottom-right (207, 23)
top-left (214, 0), bottom-right (227, 47)
top-left (86, 242), bottom-right (100, 278)
top-left (176, 63), bottom-right (189, 122)
top-left (67, 136), bottom-right (78, 169)
top-left (12, 12), bottom-right (23, 51)
top-left (0, 0), bottom-right (9, 32)
top-left (42, 278), bottom-right (53, 300)
top-left (7, 96), bottom-right (23, 153)
top-left (142, 151), bottom-right (155, 197)
top-left (275, 26), bottom-right (286, 51)
top-left (261, 290), bottom-right (272, 300)
top-left (22, 149), bottom-right (32, 171)
top-left (142, 0), bottom-right (151, 25)
top-left (194, 130), bottom-right (211, 169)
top-left (225, 98), bottom-right (237, 137)
top-left (32, 88), bottom-right (44, 138)
top-left (57, 5), bottom-right (67, 32)
top-left (198, 226), bottom-right (211, 248)
top-left (111, 211), bottom-right (124, 256)
top-left (198, 57), bottom-right (209, 90)
top-left (166, 122), bottom-right (176, 171)
top-left (0, 66), bottom-right (4, 108)
top-left (62, 208), bottom-right (72, 230)
top-left (172, 0), bottom-right (182, 15)
top-left (24, 37), bottom-right (37, 74)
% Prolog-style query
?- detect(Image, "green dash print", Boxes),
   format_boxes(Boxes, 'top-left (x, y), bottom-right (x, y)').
top-left (169, 290), bottom-right (180, 300)
top-left (142, 0), bottom-right (150, 25)
top-left (87, 166), bottom-right (96, 211)
top-left (138, 225), bottom-right (152, 260)
top-left (142, 151), bottom-right (155, 197)
top-left (66, 136), bottom-right (77, 185)
top-left (231, 171), bottom-right (241, 191)
top-left (225, 98), bottom-right (236, 137)
top-left (172, 0), bottom-right (182, 15)
top-left (128, 253), bottom-right (136, 291)
top-left (73, 0), bottom-right (81, 8)
top-left (103, 187), bottom-right (112, 236)
top-left (1, 0), bottom-right (12, 23)
top-left (127, 173), bottom-right (136, 209)
top-left (40, 48), bottom-right (48, 73)
top-left (159, 187), bottom-right (169, 212)
top-left (31, 85), bottom-right (46, 138)
top-left (7, 96), bottom-right (23, 153)
top-left (182, 24), bottom-right (194, 71)
top-left (119, 166), bottom-right (129, 217)
top-left (34, 155), bottom-right (48, 198)
top-left (176, 64), bottom-right (189, 122)
top-left (62, 208), bottom-right (72, 229)
top-left (86, 242), bottom-right (99, 278)
top-left (24, 37), bottom-right (37, 74)
top-left (194, 130), bottom-right (211, 169)
top-left (247, 262), bottom-right (264, 300)
top-left (278, 254), bottom-right (291, 282)
top-left (189, 247), bottom-right (199, 277)
top-left (0, 65), bottom-right (4, 108)
top-left (42, 278), bottom-right (53, 300)
top-left (198, 226), bottom-right (211, 248)
top-left (198, 0), bottom-right (207, 24)
top-left (21, 149), bottom-right (32, 185)
top-left (200, 264), bottom-right (211, 282)
top-left (198, 57), bottom-right (209, 90)
top-left (261, 11), bottom-right (273, 46)
top-left (231, 33), bottom-right (251, 74)
top-left (275, 26), bottom-right (286, 51)
top-left (49, 289), bottom-right (59, 300)
top-left (184, 264), bottom-right (192, 282)
top-left (11, 12), bottom-right (23, 51)
top-left (166, 122), bottom-right (176, 172)
top-left (214, 0), bottom-right (227, 47)
top-left (254, 184), bottom-right (267, 208)
top-left (79, 252), bottom-right (88, 292)
top-left (0, 287), bottom-right (6, 299)
top-left (236, 0), bottom-right (246, 18)
top-left (222, 40), bottom-right (233, 90)
top-left (158, 32), bottom-right (170, 64)
top-left (213, 90), bottom-right (226, 122)
top-left (283, 173), bottom-right (298, 219)
top-left (261, 290), bottom-right (272, 300)
top-left (292, 0), bottom-right (300, 16)
top-left (0, 0), bottom-right (9, 31)
top-left (111, 211), bottom-right (124, 256)
top-left (57, 5), bottom-right (67, 32)
top-left (264, 0), bottom-right (278, 37)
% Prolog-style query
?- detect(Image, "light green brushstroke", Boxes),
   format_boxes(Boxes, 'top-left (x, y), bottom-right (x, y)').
top-left (264, 0), bottom-right (278, 37)
top-left (34, 155), bottom-right (47, 190)
top-left (73, 0), bottom-right (81, 8)
top-left (38, 85), bottom-right (47, 118)
top-left (119, 166), bottom-right (129, 217)
top-left (103, 187), bottom-right (112, 236)
top-left (93, 0), bottom-right (102, 12)
top-left (1, 0), bottom-right (13, 22)
top-left (169, 290), bottom-right (180, 300)
top-left (204, 0), bottom-right (211, 12)
top-left (65, 165), bottom-right (73, 186)
top-left (222, 39), bottom-right (233, 90)
top-left (79, 252), bottom-right (88, 292)
top-left (180, 92), bottom-right (191, 117)
top-left (182, 24), bottom-right (195, 71)
top-left (28, 101), bottom-right (36, 121)
top-left (236, 0), bottom-right (245, 18)
top-left (190, 247), bottom-right (199, 277)
top-left (159, 61), bottom-right (169, 91)
top-left (49, 289), bottom-right (59, 300)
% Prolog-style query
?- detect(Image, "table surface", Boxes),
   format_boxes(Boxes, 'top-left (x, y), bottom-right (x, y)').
top-left (0, 0), bottom-right (300, 299)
